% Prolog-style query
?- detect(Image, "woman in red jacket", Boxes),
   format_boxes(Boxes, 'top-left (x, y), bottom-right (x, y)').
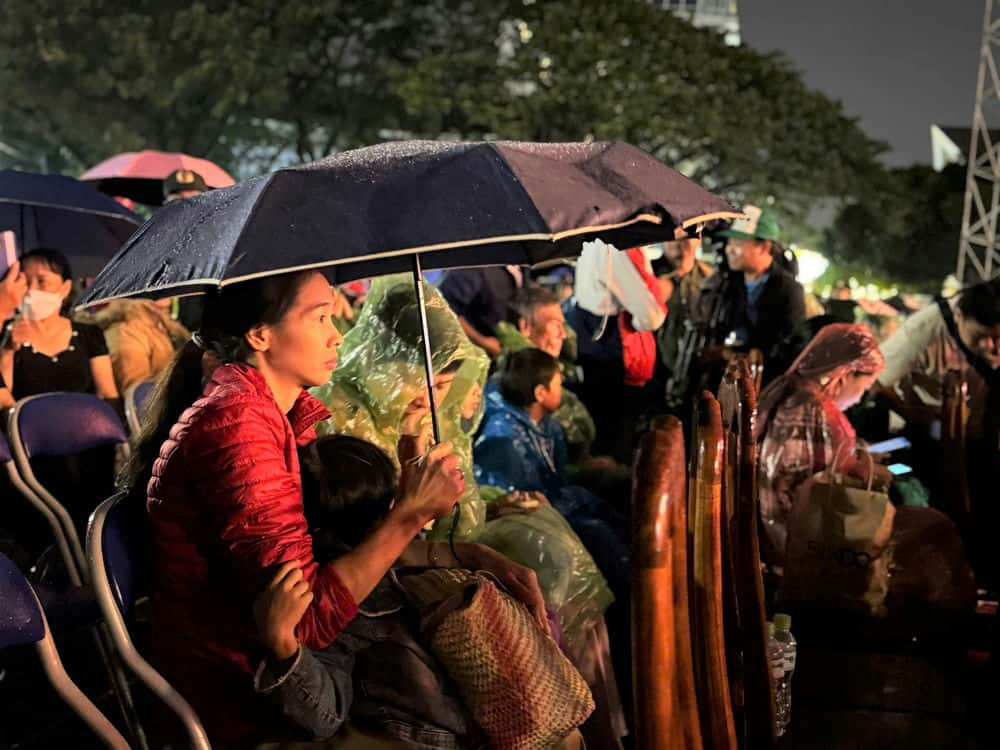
top-left (122, 270), bottom-right (482, 744)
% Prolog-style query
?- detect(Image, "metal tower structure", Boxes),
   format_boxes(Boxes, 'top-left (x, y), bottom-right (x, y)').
top-left (958, 0), bottom-right (1000, 283)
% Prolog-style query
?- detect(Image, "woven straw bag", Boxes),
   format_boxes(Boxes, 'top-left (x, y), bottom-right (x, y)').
top-left (398, 568), bottom-right (594, 750)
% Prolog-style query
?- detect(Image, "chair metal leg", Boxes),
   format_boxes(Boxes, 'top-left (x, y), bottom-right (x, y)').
top-left (94, 623), bottom-right (150, 750)
top-left (35, 620), bottom-right (131, 750)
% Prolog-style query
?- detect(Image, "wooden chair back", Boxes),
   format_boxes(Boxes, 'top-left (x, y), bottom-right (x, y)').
top-left (718, 358), bottom-right (777, 749)
top-left (689, 393), bottom-right (738, 750)
top-left (632, 415), bottom-right (702, 749)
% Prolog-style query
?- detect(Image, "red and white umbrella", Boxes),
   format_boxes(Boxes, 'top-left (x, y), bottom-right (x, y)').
top-left (81, 150), bottom-right (235, 206)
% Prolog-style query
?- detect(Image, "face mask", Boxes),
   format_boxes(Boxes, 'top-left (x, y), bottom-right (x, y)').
top-left (20, 289), bottom-right (64, 321)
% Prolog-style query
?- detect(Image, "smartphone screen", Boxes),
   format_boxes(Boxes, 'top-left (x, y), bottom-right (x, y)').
top-left (868, 437), bottom-right (911, 454)
top-left (888, 463), bottom-right (913, 476)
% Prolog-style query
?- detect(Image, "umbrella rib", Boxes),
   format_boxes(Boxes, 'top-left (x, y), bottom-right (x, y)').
top-left (0, 198), bottom-right (141, 224)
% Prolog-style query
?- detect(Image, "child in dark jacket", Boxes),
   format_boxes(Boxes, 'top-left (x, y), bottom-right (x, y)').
top-left (252, 435), bottom-right (483, 749)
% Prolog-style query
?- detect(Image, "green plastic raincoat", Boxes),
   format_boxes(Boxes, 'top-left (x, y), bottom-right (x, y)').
top-left (313, 275), bottom-right (612, 644)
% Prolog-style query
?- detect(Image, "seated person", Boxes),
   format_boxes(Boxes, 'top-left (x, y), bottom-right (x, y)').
top-left (474, 349), bottom-right (630, 602)
top-left (315, 276), bottom-right (625, 748)
top-left (1, 249), bottom-right (118, 401)
top-left (439, 266), bottom-right (523, 358)
top-left (756, 323), bottom-right (973, 608)
top-left (77, 298), bottom-right (190, 391)
top-left (756, 323), bottom-right (892, 565)
top-left (497, 286), bottom-right (620, 479)
top-left (253, 434), bottom-right (583, 749)
top-left (877, 278), bottom-right (1000, 439)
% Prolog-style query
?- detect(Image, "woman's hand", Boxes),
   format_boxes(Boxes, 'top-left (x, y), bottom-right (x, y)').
top-left (0, 260), bottom-right (26, 321)
top-left (395, 441), bottom-right (465, 528)
top-left (398, 400), bottom-right (433, 462)
top-left (7, 318), bottom-right (29, 349)
top-left (252, 561), bottom-right (313, 662)
top-left (461, 543), bottom-right (550, 636)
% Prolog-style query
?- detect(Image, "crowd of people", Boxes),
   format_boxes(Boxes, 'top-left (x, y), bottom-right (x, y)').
top-left (2, 171), bottom-right (999, 750)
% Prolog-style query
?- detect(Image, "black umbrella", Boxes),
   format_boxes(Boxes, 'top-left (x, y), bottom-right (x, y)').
top-left (0, 169), bottom-right (142, 278)
top-left (77, 140), bottom-right (739, 439)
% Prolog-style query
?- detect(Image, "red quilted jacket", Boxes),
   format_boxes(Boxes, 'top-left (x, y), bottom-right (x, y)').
top-left (146, 363), bottom-right (358, 742)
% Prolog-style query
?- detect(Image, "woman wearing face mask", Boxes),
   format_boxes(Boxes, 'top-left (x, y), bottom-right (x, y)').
top-left (0, 249), bottom-right (118, 401)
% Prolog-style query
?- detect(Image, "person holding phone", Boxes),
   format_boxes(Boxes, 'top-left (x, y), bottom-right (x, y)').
top-left (754, 323), bottom-right (891, 565)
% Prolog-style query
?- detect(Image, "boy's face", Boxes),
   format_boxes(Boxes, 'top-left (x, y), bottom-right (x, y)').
top-left (536, 370), bottom-right (563, 414)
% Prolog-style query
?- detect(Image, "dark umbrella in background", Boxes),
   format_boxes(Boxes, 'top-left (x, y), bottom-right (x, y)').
top-left (76, 140), bottom-right (741, 438)
top-left (0, 169), bottom-right (142, 278)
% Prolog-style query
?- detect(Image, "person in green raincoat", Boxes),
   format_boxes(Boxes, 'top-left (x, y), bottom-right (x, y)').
top-left (312, 275), bottom-right (614, 640)
top-left (313, 275), bottom-right (626, 747)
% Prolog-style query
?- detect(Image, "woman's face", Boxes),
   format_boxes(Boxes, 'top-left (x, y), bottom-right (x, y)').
top-left (460, 382), bottom-right (482, 420)
top-left (833, 370), bottom-right (878, 411)
top-left (23, 259), bottom-right (71, 304)
top-left (256, 272), bottom-right (344, 388)
top-left (409, 370), bottom-right (459, 411)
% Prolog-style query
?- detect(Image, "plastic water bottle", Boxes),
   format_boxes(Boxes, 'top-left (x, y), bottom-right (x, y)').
top-left (773, 613), bottom-right (797, 733)
top-left (767, 622), bottom-right (787, 736)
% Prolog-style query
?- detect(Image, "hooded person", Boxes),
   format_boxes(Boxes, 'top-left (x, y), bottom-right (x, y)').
top-left (312, 275), bottom-right (613, 641)
top-left (313, 275), bottom-right (491, 539)
top-left (76, 298), bottom-right (190, 391)
top-left (313, 275), bottom-right (625, 747)
top-left (755, 323), bottom-right (889, 564)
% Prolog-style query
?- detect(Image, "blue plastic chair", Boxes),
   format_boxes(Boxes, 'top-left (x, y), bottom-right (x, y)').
top-left (6, 393), bottom-right (146, 746)
top-left (124, 380), bottom-right (157, 437)
top-left (7, 392), bottom-right (129, 585)
top-left (0, 553), bottom-right (130, 750)
top-left (89, 492), bottom-right (212, 750)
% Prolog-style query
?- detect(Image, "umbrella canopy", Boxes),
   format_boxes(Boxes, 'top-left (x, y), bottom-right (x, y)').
top-left (0, 169), bottom-right (142, 278)
top-left (81, 150), bottom-right (235, 206)
top-left (76, 140), bottom-right (739, 307)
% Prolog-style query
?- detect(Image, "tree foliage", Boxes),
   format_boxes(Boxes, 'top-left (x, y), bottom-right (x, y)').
top-left (0, 0), bottom-right (458, 175)
top-left (821, 164), bottom-right (965, 291)
top-left (1, 0), bottom-right (887, 239)
top-left (391, 0), bottom-right (887, 227)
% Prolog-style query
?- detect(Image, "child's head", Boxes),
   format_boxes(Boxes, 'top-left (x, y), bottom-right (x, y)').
top-left (498, 348), bottom-right (562, 415)
top-left (300, 435), bottom-right (397, 550)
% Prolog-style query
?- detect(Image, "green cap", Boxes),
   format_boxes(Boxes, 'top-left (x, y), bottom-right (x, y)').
top-left (774, 613), bottom-right (792, 631)
top-left (767, 621), bottom-right (775, 637)
top-left (718, 204), bottom-right (780, 242)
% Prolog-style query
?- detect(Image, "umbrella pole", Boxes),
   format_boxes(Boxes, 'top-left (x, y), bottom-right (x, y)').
top-left (411, 254), bottom-right (442, 444)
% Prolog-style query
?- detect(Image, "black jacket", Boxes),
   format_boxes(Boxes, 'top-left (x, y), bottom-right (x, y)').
top-left (701, 264), bottom-right (805, 369)
top-left (735, 266), bottom-right (805, 356)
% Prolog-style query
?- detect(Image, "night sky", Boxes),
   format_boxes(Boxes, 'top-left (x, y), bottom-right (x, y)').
top-left (740, 0), bottom-right (984, 166)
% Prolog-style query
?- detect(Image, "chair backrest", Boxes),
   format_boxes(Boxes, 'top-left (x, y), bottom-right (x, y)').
top-left (124, 380), bottom-right (157, 437)
top-left (0, 551), bottom-right (45, 648)
top-left (689, 392), bottom-right (738, 750)
top-left (88, 493), bottom-right (213, 750)
top-left (8, 393), bottom-right (129, 585)
top-left (631, 415), bottom-right (702, 749)
top-left (941, 369), bottom-right (971, 520)
top-left (2, 416), bottom-right (86, 588)
top-left (0, 553), bottom-right (130, 750)
top-left (718, 358), bottom-right (776, 748)
top-left (12, 392), bottom-right (128, 459)
top-left (93, 490), bottom-right (144, 618)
